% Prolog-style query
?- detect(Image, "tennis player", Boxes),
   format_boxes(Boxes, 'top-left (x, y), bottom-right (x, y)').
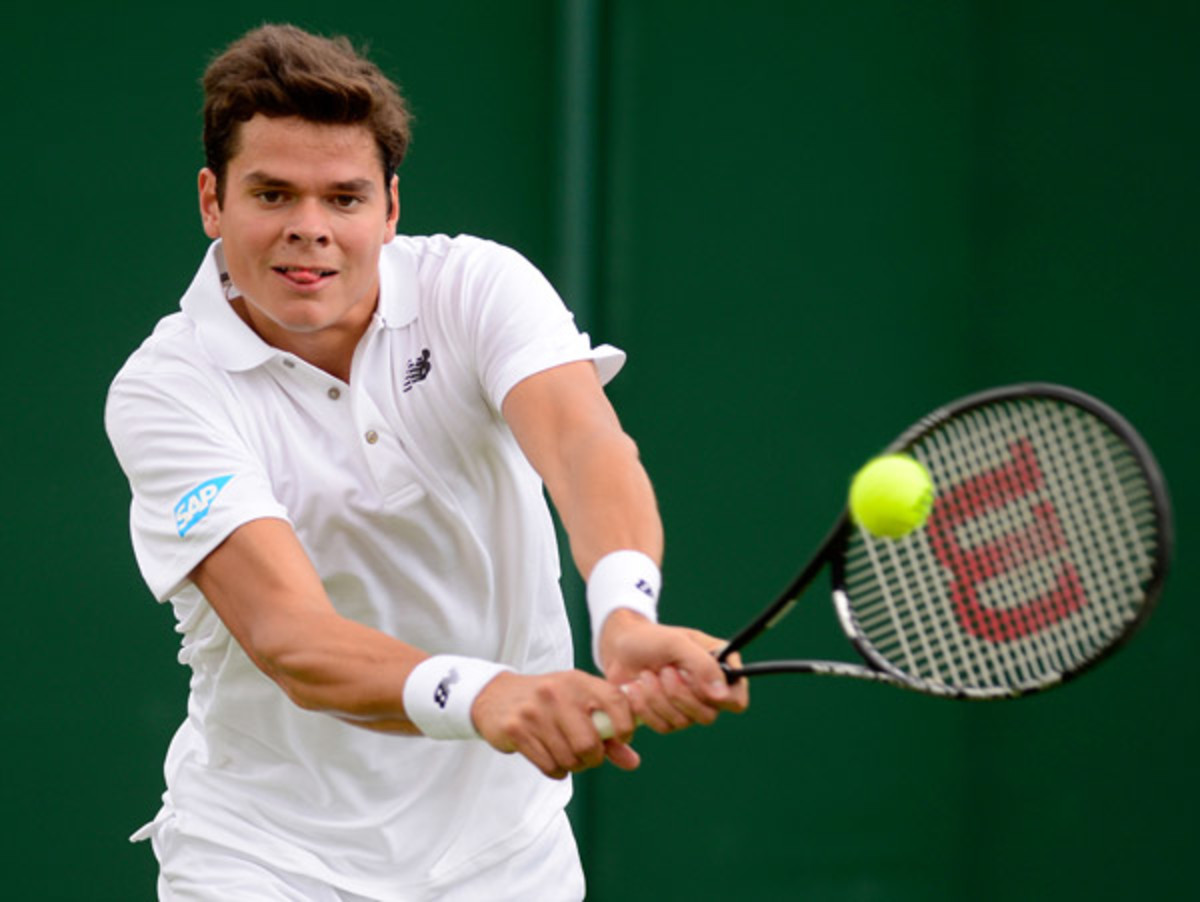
top-left (105, 23), bottom-right (746, 901)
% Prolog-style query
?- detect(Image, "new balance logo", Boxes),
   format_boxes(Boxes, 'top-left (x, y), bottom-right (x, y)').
top-left (635, 579), bottom-right (656, 599)
top-left (433, 668), bottom-right (460, 709)
top-left (403, 349), bottom-right (432, 392)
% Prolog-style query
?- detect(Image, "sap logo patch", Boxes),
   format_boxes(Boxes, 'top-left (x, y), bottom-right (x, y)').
top-left (174, 475), bottom-right (233, 537)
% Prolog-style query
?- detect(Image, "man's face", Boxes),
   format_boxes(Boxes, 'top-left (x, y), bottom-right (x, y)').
top-left (198, 115), bottom-right (399, 352)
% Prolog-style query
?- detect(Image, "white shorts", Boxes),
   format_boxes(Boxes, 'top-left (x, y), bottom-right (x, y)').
top-left (151, 811), bottom-right (586, 901)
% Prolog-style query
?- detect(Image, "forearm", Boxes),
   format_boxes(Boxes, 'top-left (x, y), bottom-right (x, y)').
top-left (253, 607), bottom-right (427, 732)
top-left (549, 427), bottom-right (664, 578)
top-left (501, 363), bottom-right (749, 746)
top-left (191, 518), bottom-right (433, 734)
top-left (535, 409), bottom-right (667, 674)
top-left (503, 362), bottom-right (664, 578)
top-left (253, 598), bottom-right (643, 773)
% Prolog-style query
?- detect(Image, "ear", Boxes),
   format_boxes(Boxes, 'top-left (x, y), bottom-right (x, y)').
top-left (198, 168), bottom-right (222, 239)
top-left (383, 173), bottom-right (400, 244)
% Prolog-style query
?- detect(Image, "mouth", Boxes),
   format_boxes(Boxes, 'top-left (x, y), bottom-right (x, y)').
top-left (272, 265), bottom-right (339, 287)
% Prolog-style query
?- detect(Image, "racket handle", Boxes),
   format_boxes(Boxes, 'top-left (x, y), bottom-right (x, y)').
top-left (592, 709), bottom-right (648, 739)
top-left (592, 709), bottom-right (616, 740)
top-left (592, 661), bottom-right (742, 738)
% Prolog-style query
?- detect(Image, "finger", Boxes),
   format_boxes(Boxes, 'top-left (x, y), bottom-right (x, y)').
top-left (519, 734), bottom-right (570, 781)
top-left (596, 683), bottom-right (637, 740)
top-left (563, 717), bottom-right (609, 771)
top-left (603, 739), bottom-right (641, 771)
top-left (674, 632), bottom-right (735, 704)
top-left (616, 677), bottom-right (670, 734)
top-left (514, 711), bottom-right (587, 777)
top-left (661, 665), bottom-right (720, 726)
top-left (554, 692), bottom-right (628, 772)
top-left (632, 669), bottom-right (692, 733)
top-left (719, 650), bottom-right (751, 712)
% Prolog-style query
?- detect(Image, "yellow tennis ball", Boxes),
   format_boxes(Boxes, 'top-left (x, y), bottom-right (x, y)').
top-left (848, 454), bottom-right (934, 538)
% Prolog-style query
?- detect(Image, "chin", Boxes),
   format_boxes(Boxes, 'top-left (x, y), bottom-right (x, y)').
top-left (261, 296), bottom-right (343, 330)
top-left (273, 313), bottom-right (339, 334)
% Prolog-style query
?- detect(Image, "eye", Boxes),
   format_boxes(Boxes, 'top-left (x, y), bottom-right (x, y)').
top-left (331, 194), bottom-right (364, 210)
top-left (254, 190), bottom-right (289, 205)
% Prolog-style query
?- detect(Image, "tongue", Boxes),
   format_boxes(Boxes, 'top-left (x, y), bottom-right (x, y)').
top-left (285, 268), bottom-right (324, 285)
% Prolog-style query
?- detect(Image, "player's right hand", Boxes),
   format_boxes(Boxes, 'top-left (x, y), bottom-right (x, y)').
top-left (471, 670), bottom-right (639, 779)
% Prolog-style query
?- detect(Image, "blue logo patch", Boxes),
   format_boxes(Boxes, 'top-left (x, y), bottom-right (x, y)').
top-left (174, 475), bottom-right (233, 537)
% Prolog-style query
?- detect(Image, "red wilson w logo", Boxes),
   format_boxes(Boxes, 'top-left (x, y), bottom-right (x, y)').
top-left (926, 439), bottom-right (1087, 643)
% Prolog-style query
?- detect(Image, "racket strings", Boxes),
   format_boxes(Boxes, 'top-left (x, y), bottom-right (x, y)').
top-left (852, 414), bottom-right (1030, 689)
top-left (933, 414), bottom-right (1035, 686)
top-left (1027, 404), bottom-right (1127, 660)
top-left (842, 398), bottom-right (1160, 694)
top-left (1035, 402), bottom-right (1158, 654)
top-left (987, 404), bottom-right (1087, 682)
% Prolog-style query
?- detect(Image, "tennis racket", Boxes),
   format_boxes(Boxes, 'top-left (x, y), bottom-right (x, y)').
top-left (595, 383), bottom-right (1170, 737)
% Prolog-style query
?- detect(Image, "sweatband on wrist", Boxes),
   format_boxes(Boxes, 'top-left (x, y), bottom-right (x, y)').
top-left (403, 655), bottom-right (512, 740)
top-left (586, 549), bottom-right (661, 670)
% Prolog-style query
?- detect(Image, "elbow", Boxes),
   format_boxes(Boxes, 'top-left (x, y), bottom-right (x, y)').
top-left (272, 671), bottom-right (326, 712)
top-left (246, 627), bottom-right (397, 722)
top-left (268, 656), bottom-right (352, 715)
top-left (241, 626), bottom-right (331, 713)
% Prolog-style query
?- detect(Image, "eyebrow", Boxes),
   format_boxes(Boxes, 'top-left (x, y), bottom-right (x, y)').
top-left (241, 171), bottom-right (377, 194)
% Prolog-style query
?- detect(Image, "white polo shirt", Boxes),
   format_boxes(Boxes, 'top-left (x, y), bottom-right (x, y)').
top-left (105, 235), bottom-right (624, 899)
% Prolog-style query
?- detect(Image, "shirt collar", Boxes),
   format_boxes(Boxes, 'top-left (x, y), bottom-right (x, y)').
top-left (180, 241), bottom-right (275, 372)
top-left (180, 240), bottom-right (419, 372)
top-left (376, 238), bottom-right (419, 330)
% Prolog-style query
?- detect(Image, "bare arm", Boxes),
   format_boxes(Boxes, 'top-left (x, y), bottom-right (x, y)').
top-left (191, 517), bottom-right (427, 732)
top-left (191, 516), bottom-right (639, 775)
top-left (502, 362), bottom-right (748, 731)
top-left (502, 361), bottom-right (663, 577)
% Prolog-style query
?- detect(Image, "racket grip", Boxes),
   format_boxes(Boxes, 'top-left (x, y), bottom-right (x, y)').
top-left (593, 660), bottom-right (741, 738)
top-left (592, 709), bottom-right (616, 740)
top-left (592, 709), bottom-right (648, 739)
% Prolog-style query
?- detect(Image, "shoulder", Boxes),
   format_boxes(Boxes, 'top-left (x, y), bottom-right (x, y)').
top-left (108, 312), bottom-right (216, 396)
top-left (380, 235), bottom-right (560, 346)
top-left (106, 313), bottom-right (229, 439)
top-left (386, 234), bottom-right (544, 290)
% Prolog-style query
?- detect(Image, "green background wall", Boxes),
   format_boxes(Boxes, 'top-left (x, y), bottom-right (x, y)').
top-left (3, 2), bottom-right (1194, 899)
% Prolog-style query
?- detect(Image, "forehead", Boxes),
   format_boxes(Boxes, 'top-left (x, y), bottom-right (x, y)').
top-left (228, 115), bottom-right (382, 181)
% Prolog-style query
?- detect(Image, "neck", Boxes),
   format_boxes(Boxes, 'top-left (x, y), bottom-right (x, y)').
top-left (229, 297), bottom-right (370, 383)
top-left (281, 332), bottom-right (359, 383)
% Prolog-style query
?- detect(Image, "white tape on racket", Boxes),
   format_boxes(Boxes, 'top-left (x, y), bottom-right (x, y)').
top-left (592, 709), bottom-right (616, 740)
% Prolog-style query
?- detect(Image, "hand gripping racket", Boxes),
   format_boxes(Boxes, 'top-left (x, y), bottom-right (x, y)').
top-left (595, 383), bottom-right (1171, 738)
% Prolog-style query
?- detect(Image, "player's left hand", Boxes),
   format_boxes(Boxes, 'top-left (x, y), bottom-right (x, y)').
top-left (597, 610), bottom-right (749, 734)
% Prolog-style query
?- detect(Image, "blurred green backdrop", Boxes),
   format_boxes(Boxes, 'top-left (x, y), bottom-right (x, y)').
top-left (2, 2), bottom-right (1195, 899)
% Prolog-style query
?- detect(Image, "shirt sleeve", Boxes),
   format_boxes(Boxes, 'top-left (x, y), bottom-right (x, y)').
top-left (451, 239), bottom-right (625, 410)
top-left (105, 361), bottom-right (291, 601)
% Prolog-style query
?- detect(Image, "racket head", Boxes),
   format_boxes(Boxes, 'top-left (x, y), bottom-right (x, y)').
top-left (830, 383), bottom-right (1171, 699)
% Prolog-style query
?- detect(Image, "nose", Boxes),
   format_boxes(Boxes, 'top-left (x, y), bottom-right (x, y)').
top-left (286, 199), bottom-right (331, 246)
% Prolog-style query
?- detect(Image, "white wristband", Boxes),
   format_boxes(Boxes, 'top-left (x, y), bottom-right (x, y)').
top-left (403, 655), bottom-right (512, 740)
top-left (586, 550), bottom-right (661, 670)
